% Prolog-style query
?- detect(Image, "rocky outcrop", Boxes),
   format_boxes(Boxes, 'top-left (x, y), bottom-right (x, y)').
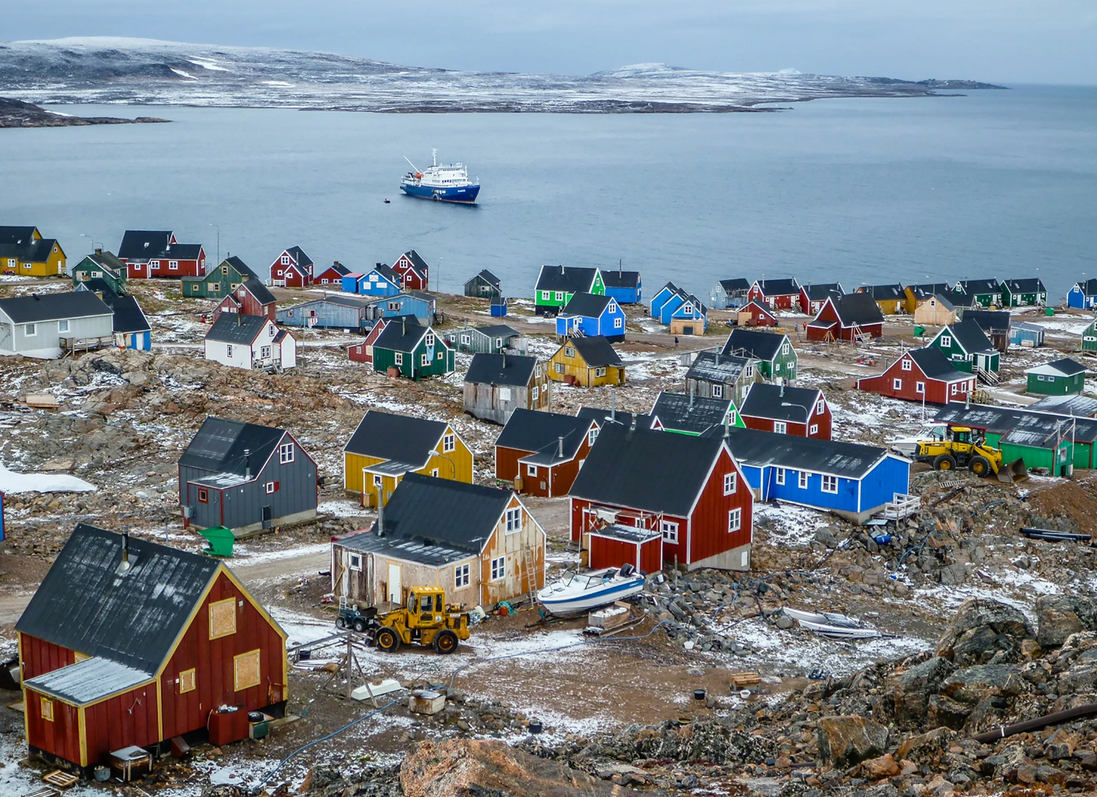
top-left (890, 656), bottom-right (954, 727)
top-left (936, 598), bottom-right (1035, 666)
top-left (1036, 595), bottom-right (1097, 649)
top-left (0, 97), bottom-right (167, 127)
top-left (817, 715), bottom-right (890, 767)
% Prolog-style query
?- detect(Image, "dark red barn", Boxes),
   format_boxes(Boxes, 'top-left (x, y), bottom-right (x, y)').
top-left (17, 524), bottom-right (287, 770)
top-left (495, 408), bottom-right (597, 498)
top-left (569, 425), bottom-right (753, 571)
top-left (806, 293), bottom-right (884, 342)
top-left (747, 278), bottom-right (800, 311)
top-left (737, 300), bottom-right (777, 327)
top-left (588, 525), bottom-right (663, 573)
top-left (270, 246), bottom-right (314, 288)
top-left (213, 278), bottom-right (278, 322)
top-left (857, 347), bottom-right (976, 405)
top-left (391, 250), bottom-right (430, 292)
top-left (740, 383), bottom-right (832, 440)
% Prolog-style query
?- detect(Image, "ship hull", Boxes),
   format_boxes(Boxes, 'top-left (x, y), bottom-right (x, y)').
top-left (400, 182), bottom-right (480, 204)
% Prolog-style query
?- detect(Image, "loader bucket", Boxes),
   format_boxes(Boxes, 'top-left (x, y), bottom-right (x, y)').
top-left (997, 458), bottom-right (1029, 484)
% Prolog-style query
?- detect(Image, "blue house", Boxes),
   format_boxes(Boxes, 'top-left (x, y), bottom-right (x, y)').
top-left (556, 293), bottom-right (626, 342)
top-left (657, 289), bottom-right (691, 325)
top-left (670, 294), bottom-right (708, 335)
top-left (717, 427), bottom-right (910, 524)
top-left (602, 268), bottom-right (642, 305)
top-left (649, 282), bottom-right (681, 320)
top-left (1009, 322), bottom-right (1045, 348)
top-left (355, 264), bottom-right (402, 297)
top-left (278, 294), bottom-right (372, 330)
top-left (1067, 279), bottom-right (1097, 309)
top-left (341, 272), bottom-right (364, 294)
top-left (75, 279), bottom-right (151, 351)
top-left (490, 296), bottom-right (508, 317)
top-left (366, 292), bottom-right (435, 325)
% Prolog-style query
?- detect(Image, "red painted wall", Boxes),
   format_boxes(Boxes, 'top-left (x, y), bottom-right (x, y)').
top-left (588, 534), bottom-right (663, 573)
top-left (807, 301), bottom-right (884, 342)
top-left (125, 252), bottom-right (205, 279)
top-left (24, 689), bottom-right (81, 765)
top-left (160, 572), bottom-right (286, 740)
top-left (81, 682), bottom-right (160, 766)
top-left (392, 257), bottom-right (428, 291)
top-left (686, 448), bottom-right (752, 566)
top-left (496, 442), bottom-right (589, 498)
top-left (571, 499), bottom-right (686, 568)
top-left (748, 284), bottom-right (797, 310)
top-left (858, 358), bottom-right (970, 405)
top-left (20, 634), bottom-right (76, 681)
top-left (741, 407), bottom-right (832, 440)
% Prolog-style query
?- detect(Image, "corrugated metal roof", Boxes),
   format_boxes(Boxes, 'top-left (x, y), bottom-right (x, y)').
top-left (464, 353), bottom-right (536, 387)
top-left (24, 657), bottom-right (153, 705)
top-left (717, 427), bottom-right (889, 478)
top-left (686, 351), bottom-right (754, 383)
top-left (344, 410), bottom-right (447, 461)
top-left (179, 417), bottom-right (286, 478)
top-left (497, 408), bottom-right (591, 461)
top-left (0, 291), bottom-right (112, 324)
top-left (650, 392), bottom-right (733, 435)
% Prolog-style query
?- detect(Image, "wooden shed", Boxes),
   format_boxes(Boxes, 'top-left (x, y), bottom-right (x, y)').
top-left (913, 294), bottom-right (958, 327)
top-left (463, 353), bottom-right (551, 424)
top-left (17, 524), bottom-right (287, 770)
top-left (588, 525), bottom-right (663, 573)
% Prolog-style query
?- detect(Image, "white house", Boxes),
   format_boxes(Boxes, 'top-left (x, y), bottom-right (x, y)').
top-left (0, 292), bottom-right (114, 359)
top-left (204, 312), bottom-right (296, 371)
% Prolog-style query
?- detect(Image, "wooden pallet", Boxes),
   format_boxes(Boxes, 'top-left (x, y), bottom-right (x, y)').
top-left (729, 671), bottom-right (761, 689)
top-left (43, 770), bottom-right (79, 789)
top-left (22, 787), bottom-right (60, 797)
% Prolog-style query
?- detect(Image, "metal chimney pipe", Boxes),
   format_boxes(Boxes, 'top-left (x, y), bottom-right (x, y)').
top-left (611, 387), bottom-right (616, 422)
top-left (121, 531), bottom-right (130, 569)
top-left (558, 436), bottom-right (564, 458)
top-left (244, 448), bottom-right (251, 480)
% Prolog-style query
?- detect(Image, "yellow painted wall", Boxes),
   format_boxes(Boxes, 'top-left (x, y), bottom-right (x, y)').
top-left (876, 299), bottom-right (904, 315)
top-left (478, 495), bottom-right (545, 606)
top-left (3, 243), bottom-right (66, 277)
top-left (547, 344), bottom-right (626, 388)
top-left (343, 424), bottom-right (474, 506)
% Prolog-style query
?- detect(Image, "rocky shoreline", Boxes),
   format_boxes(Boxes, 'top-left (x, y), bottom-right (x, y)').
top-left (0, 97), bottom-right (168, 128)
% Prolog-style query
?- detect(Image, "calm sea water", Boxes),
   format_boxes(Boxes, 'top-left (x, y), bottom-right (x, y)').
top-left (3, 86), bottom-right (1095, 301)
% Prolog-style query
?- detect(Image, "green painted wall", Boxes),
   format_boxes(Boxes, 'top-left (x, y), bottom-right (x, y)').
top-left (1027, 371), bottom-right (1085, 396)
top-left (373, 339), bottom-right (454, 380)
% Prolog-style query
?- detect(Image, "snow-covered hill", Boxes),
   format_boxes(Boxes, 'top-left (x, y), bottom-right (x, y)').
top-left (0, 38), bottom-right (996, 112)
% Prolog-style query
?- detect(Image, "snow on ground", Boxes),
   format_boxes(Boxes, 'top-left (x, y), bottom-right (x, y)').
top-left (230, 542), bottom-right (331, 565)
top-left (754, 502), bottom-right (831, 547)
top-left (318, 499), bottom-right (373, 519)
top-left (0, 462), bottom-right (97, 493)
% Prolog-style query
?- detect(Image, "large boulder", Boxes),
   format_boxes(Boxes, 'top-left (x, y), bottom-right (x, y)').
top-left (1036, 595), bottom-right (1097, 649)
top-left (936, 599), bottom-right (1035, 666)
top-left (399, 739), bottom-right (644, 797)
top-left (940, 664), bottom-right (1024, 705)
top-left (890, 656), bottom-right (955, 727)
top-left (817, 715), bottom-right (890, 768)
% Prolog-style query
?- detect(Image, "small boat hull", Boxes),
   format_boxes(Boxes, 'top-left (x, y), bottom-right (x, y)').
top-left (537, 570), bottom-right (645, 616)
top-left (797, 619), bottom-right (880, 640)
top-left (782, 607), bottom-right (860, 628)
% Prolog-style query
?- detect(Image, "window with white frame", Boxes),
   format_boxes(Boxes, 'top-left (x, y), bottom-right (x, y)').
top-left (261, 346), bottom-right (271, 358)
top-left (723, 472), bottom-right (737, 495)
top-left (425, 332), bottom-right (435, 346)
top-left (499, 387), bottom-right (512, 401)
top-left (554, 291), bottom-right (564, 302)
top-left (527, 464), bottom-right (538, 477)
top-left (816, 401), bottom-right (825, 415)
top-left (892, 378), bottom-right (902, 390)
top-left (564, 346), bottom-right (575, 357)
top-left (776, 467), bottom-right (786, 485)
top-left (745, 364), bottom-right (754, 378)
top-left (661, 520), bottom-right (679, 543)
top-left (728, 508), bottom-right (742, 533)
top-left (279, 442), bottom-right (294, 464)
top-left (226, 344), bottom-right (234, 357)
top-left (810, 424), bottom-right (819, 435)
top-left (916, 382), bottom-right (925, 394)
top-left (798, 471), bottom-right (809, 489)
top-left (265, 481), bottom-right (277, 494)
top-left (443, 433), bottom-right (455, 453)
top-left (421, 353), bottom-right (430, 366)
top-left (531, 386), bottom-right (540, 402)
top-left (774, 363), bottom-right (781, 372)
top-left (505, 507), bottom-right (521, 532)
top-left (588, 428), bottom-right (598, 446)
top-left (281, 254), bottom-right (291, 265)
top-left (821, 474), bottom-right (838, 494)
top-left (712, 384), bottom-right (723, 398)
top-left (373, 474), bottom-right (383, 486)
top-left (461, 334), bottom-right (471, 345)
top-left (901, 359), bottom-right (912, 371)
top-left (394, 352), bottom-right (403, 365)
top-left (169, 261), bottom-right (179, 270)
top-left (349, 553), bottom-right (362, 571)
top-left (455, 563), bottom-right (470, 588)
top-left (614, 317), bottom-right (623, 329)
top-left (57, 320), bottom-right (69, 334)
top-left (387, 301), bottom-right (400, 311)
top-left (781, 342), bottom-right (789, 354)
top-left (490, 556), bottom-right (506, 581)
top-left (594, 366), bottom-right (607, 377)
top-left (940, 335), bottom-right (952, 348)
top-left (554, 362), bottom-right (565, 374)
top-left (774, 421), bottom-right (787, 434)
top-left (23, 323), bottom-right (36, 337)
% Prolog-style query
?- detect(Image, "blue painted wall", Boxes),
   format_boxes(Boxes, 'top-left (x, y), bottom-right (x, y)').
top-left (858, 455), bottom-right (911, 511)
top-left (737, 456), bottom-right (908, 514)
top-left (555, 303), bottom-right (626, 339)
top-left (658, 294), bottom-right (686, 325)
top-left (649, 286), bottom-right (677, 319)
top-left (1067, 286), bottom-right (1095, 309)
top-left (279, 300), bottom-right (366, 330)
top-left (357, 270), bottom-right (401, 297)
top-left (605, 283), bottom-right (642, 305)
top-left (341, 274), bottom-right (363, 294)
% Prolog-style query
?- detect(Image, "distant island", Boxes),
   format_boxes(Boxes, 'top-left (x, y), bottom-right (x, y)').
top-left (0, 97), bottom-right (168, 128)
top-left (0, 38), bottom-right (1007, 114)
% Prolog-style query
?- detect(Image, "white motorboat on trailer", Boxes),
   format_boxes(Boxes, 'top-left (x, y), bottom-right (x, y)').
top-left (536, 564), bottom-right (645, 616)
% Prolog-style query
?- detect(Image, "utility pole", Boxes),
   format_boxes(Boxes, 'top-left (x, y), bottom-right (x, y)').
top-left (209, 223), bottom-right (220, 265)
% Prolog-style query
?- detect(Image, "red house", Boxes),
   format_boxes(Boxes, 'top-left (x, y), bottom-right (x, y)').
top-left (747, 278), bottom-right (800, 311)
top-left (799, 283), bottom-right (844, 315)
top-left (495, 408), bottom-right (597, 498)
top-left (857, 347), bottom-right (976, 405)
top-left (213, 278), bottom-right (277, 322)
top-left (270, 246), bottom-right (314, 288)
top-left (736, 300), bottom-right (777, 327)
top-left (806, 293), bottom-right (884, 342)
top-left (569, 425), bottom-right (753, 572)
top-left (16, 524), bottom-right (287, 770)
top-left (588, 525), bottom-right (664, 573)
top-left (315, 261), bottom-right (350, 286)
top-left (740, 383), bottom-right (832, 440)
top-left (391, 250), bottom-right (429, 292)
top-left (348, 318), bottom-right (389, 363)
top-left (118, 230), bottom-right (207, 279)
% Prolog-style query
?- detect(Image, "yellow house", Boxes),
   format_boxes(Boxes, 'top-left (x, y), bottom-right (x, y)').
top-left (857, 284), bottom-right (906, 315)
top-left (0, 226), bottom-right (66, 277)
top-left (548, 335), bottom-right (626, 388)
top-left (343, 410), bottom-right (473, 507)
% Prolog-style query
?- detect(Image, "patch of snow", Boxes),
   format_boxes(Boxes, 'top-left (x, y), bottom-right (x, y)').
top-left (170, 67), bottom-right (199, 80)
top-left (318, 499), bottom-right (373, 519)
top-left (189, 57), bottom-right (230, 72)
top-left (230, 542), bottom-right (330, 565)
top-left (262, 80), bottom-right (293, 87)
top-left (0, 461), bottom-right (97, 493)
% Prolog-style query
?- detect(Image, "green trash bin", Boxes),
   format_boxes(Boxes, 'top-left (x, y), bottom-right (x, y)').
top-left (913, 325), bottom-right (926, 338)
top-left (1045, 307), bottom-right (1055, 317)
top-left (198, 526), bottom-right (235, 557)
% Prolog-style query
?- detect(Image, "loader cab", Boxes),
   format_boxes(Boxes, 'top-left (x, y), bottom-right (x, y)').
top-left (949, 426), bottom-right (972, 445)
top-left (407, 588), bottom-right (444, 623)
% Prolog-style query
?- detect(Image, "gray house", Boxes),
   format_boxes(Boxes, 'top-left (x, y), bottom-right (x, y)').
top-left (464, 269), bottom-right (502, 299)
top-left (0, 291), bottom-right (114, 359)
top-left (278, 294), bottom-right (373, 330)
top-left (446, 324), bottom-right (527, 355)
top-left (178, 417), bottom-right (319, 536)
top-left (685, 350), bottom-right (760, 407)
top-left (463, 352), bottom-right (551, 424)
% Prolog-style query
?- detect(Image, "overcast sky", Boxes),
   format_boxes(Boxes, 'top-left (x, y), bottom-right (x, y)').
top-left (9, 1), bottom-right (1097, 85)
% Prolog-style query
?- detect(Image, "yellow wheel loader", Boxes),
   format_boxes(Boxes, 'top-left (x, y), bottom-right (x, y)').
top-left (351, 586), bottom-right (471, 654)
top-left (913, 425), bottom-right (1028, 483)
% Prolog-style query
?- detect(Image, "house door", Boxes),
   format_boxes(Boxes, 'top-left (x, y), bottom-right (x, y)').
top-left (387, 563), bottom-right (402, 603)
top-left (682, 326), bottom-right (694, 336)
top-left (976, 354), bottom-right (986, 371)
top-left (262, 504), bottom-right (273, 530)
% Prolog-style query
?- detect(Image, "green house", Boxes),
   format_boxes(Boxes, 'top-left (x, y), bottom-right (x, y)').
top-left (181, 256), bottom-right (259, 299)
top-left (1026, 359), bottom-right (1087, 396)
top-left (928, 319), bottom-right (999, 377)
top-left (956, 279), bottom-right (1001, 308)
top-left (534, 265), bottom-right (604, 316)
top-left (721, 327), bottom-right (798, 383)
top-left (1081, 320), bottom-right (1097, 353)
top-left (1000, 278), bottom-right (1047, 308)
top-left (371, 318), bottom-right (454, 380)
top-left (71, 250), bottom-right (128, 295)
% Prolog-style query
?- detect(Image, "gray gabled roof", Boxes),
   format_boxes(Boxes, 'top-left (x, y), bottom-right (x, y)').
top-left (907, 347), bottom-right (972, 382)
top-left (373, 317), bottom-right (434, 352)
top-left (561, 292), bottom-right (614, 317)
top-left (238, 277), bottom-right (276, 306)
top-left (16, 524), bottom-right (221, 675)
top-left (220, 255), bottom-right (260, 280)
top-left (1028, 395), bottom-right (1097, 417)
top-left (603, 270), bottom-right (640, 289)
top-left (474, 324), bottom-right (519, 339)
top-left (0, 225), bottom-right (38, 245)
top-left (718, 427), bottom-right (892, 479)
top-left (650, 392), bottom-right (733, 435)
top-left (365, 263), bottom-right (401, 285)
top-left (1074, 278), bottom-right (1097, 296)
top-left (567, 336), bottom-right (624, 368)
top-left (464, 352), bottom-right (537, 387)
top-left (204, 312), bottom-right (270, 344)
top-left (283, 246), bottom-right (314, 268)
top-left (686, 350), bottom-right (755, 383)
top-left (958, 278), bottom-right (1001, 296)
top-left (78, 249), bottom-right (127, 278)
top-left (535, 265), bottom-right (600, 293)
top-left (753, 278), bottom-right (800, 296)
top-left (344, 410), bottom-right (449, 463)
top-left (740, 384), bottom-right (823, 424)
top-left (399, 249), bottom-right (429, 274)
top-left (0, 291), bottom-right (112, 324)
top-left (366, 472), bottom-right (516, 554)
top-left (718, 278), bottom-right (750, 293)
top-left (118, 230), bottom-right (172, 259)
top-left (179, 416), bottom-right (288, 478)
top-left (935, 402), bottom-right (1097, 446)
top-left (860, 284), bottom-right (905, 301)
top-left (496, 408), bottom-right (592, 463)
top-left (831, 293), bottom-right (886, 326)
top-left (466, 269), bottom-right (501, 289)
top-left (1002, 278), bottom-right (1046, 295)
top-left (962, 309), bottom-right (1011, 334)
top-left (721, 328), bottom-right (787, 362)
top-left (569, 425), bottom-right (726, 517)
top-left (802, 283), bottom-right (844, 301)
top-left (97, 287), bottom-right (151, 335)
top-left (23, 656), bottom-right (155, 705)
top-left (1027, 358), bottom-right (1087, 378)
top-left (942, 319), bottom-right (995, 355)
top-left (576, 407), bottom-right (649, 430)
